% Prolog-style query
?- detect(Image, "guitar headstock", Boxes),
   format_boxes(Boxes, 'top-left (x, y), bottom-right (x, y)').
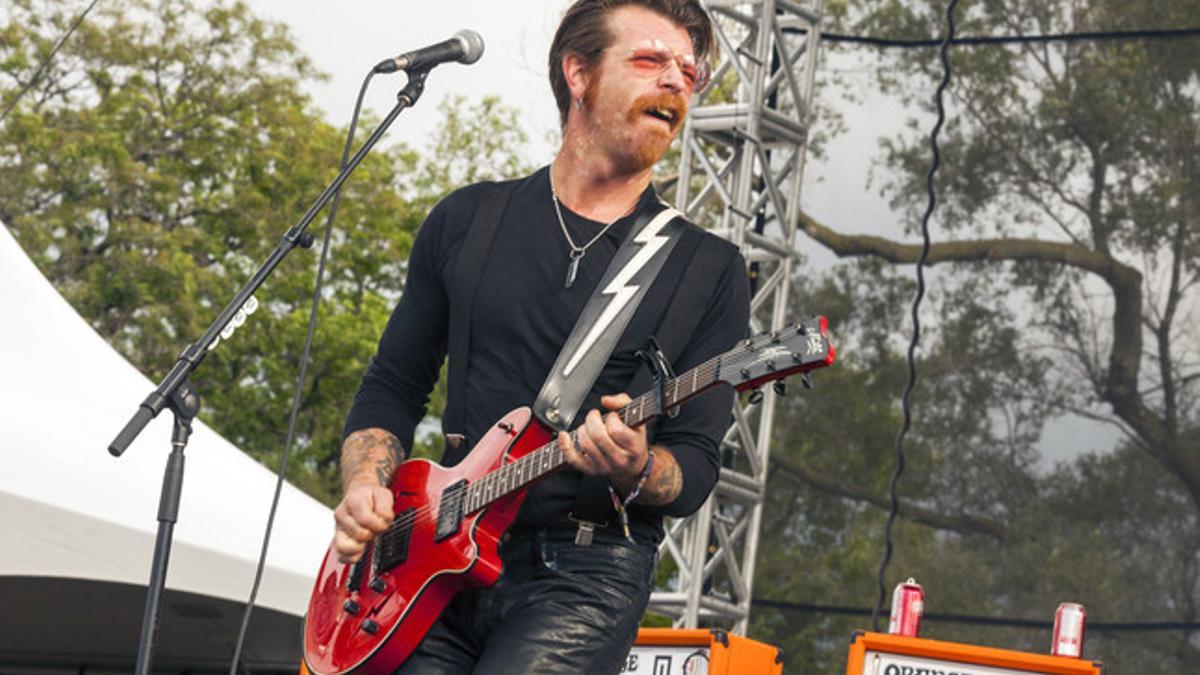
top-left (715, 316), bottom-right (835, 393)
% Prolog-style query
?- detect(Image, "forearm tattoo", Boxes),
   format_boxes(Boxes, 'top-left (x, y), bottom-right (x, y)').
top-left (635, 446), bottom-right (684, 507)
top-left (341, 428), bottom-right (403, 490)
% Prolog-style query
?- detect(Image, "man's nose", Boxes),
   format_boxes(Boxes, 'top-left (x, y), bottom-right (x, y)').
top-left (657, 60), bottom-right (687, 93)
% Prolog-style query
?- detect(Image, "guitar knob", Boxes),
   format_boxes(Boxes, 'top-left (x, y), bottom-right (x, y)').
top-left (369, 578), bottom-right (386, 593)
top-left (343, 599), bottom-right (361, 615)
top-left (741, 368), bottom-right (751, 379)
top-left (765, 360), bottom-right (776, 372)
top-left (361, 619), bottom-right (380, 635)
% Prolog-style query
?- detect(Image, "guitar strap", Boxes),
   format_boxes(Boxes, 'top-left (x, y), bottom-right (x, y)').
top-left (533, 198), bottom-right (686, 430)
top-left (445, 180), bottom-right (516, 443)
top-left (566, 229), bottom-right (732, 532)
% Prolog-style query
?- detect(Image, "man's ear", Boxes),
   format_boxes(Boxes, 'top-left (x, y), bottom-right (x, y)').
top-left (562, 51), bottom-right (590, 102)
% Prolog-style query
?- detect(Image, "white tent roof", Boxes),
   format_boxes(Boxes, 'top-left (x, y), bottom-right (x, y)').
top-left (0, 223), bottom-right (332, 618)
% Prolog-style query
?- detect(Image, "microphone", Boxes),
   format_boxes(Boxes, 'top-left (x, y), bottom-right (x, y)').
top-left (374, 29), bottom-right (485, 74)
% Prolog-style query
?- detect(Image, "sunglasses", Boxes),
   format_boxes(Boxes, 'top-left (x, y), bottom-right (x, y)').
top-left (625, 38), bottom-right (711, 94)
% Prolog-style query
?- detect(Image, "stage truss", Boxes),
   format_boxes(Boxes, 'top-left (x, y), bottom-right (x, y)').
top-left (652, 0), bottom-right (824, 634)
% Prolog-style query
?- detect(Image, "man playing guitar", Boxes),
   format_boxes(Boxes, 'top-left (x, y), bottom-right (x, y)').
top-left (331, 2), bottom-right (750, 672)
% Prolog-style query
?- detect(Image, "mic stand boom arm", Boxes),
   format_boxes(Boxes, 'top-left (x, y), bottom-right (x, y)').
top-left (109, 71), bottom-right (429, 675)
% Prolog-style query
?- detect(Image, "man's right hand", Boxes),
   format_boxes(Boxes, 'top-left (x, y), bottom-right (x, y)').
top-left (333, 482), bottom-right (395, 564)
top-left (334, 427), bottom-right (404, 564)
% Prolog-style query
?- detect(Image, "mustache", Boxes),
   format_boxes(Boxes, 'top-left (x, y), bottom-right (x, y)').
top-left (630, 92), bottom-right (687, 129)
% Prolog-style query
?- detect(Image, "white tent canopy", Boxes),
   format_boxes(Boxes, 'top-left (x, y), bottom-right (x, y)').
top-left (0, 224), bottom-right (332, 670)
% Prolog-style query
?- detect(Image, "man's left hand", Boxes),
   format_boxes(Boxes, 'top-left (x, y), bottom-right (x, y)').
top-left (560, 393), bottom-right (648, 493)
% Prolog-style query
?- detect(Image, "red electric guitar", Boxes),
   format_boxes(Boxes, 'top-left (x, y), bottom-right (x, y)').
top-left (303, 317), bottom-right (836, 674)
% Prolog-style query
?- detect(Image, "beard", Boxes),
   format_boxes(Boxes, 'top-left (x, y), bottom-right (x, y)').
top-left (582, 75), bottom-right (687, 174)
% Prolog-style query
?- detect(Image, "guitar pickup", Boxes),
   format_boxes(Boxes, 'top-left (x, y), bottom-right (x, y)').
top-left (435, 480), bottom-right (467, 542)
top-left (375, 508), bottom-right (415, 574)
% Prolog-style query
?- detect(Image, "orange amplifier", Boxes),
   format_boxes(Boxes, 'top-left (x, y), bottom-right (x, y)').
top-left (847, 631), bottom-right (1105, 675)
top-left (622, 627), bottom-right (783, 674)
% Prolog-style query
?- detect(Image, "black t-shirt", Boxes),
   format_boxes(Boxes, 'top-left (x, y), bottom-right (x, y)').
top-left (343, 166), bottom-right (750, 543)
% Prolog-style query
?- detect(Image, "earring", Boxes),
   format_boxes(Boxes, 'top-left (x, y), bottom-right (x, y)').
top-left (575, 97), bottom-right (583, 110)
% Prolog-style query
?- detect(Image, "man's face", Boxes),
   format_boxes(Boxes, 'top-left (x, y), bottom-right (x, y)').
top-left (577, 5), bottom-right (701, 173)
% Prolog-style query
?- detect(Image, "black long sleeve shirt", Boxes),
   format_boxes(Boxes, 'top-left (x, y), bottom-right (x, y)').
top-left (343, 167), bottom-right (750, 543)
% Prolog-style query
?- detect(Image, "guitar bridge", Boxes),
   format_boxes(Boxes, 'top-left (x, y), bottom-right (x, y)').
top-left (346, 541), bottom-right (372, 592)
top-left (435, 480), bottom-right (468, 541)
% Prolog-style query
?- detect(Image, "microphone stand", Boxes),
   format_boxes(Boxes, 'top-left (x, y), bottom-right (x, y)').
top-left (110, 69), bottom-right (430, 675)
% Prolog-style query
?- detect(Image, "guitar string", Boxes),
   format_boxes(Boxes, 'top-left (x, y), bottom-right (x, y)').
top-left (372, 345), bottom-right (817, 546)
top-left (366, 358), bottom-right (726, 548)
top-left (366, 331), bottom-right (827, 567)
top-left (366, 356), bottom-right (728, 549)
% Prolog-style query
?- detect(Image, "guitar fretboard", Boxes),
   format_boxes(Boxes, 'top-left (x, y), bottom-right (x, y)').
top-left (461, 354), bottom-right (722, 514)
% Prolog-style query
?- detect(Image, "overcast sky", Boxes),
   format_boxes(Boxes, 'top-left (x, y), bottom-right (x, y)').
top-left (236, 0), bottom-right (1117, 465)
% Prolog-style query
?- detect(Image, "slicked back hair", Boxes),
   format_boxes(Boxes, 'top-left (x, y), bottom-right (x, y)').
top-left (548, 0), bottom-right (715, 127)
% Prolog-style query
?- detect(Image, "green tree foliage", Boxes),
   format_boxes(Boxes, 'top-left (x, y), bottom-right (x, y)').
top-left (0, 0), bottom-right (531, 504)
top-left (746, 0), bottom-right (1199, 671)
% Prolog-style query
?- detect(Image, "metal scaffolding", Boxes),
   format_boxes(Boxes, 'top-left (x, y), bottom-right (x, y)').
top-left (652, 0), bottom-right (824, 634)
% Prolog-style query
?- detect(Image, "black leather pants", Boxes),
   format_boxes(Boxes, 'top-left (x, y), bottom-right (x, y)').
top-left (394, 527), bottom-right (657, 675)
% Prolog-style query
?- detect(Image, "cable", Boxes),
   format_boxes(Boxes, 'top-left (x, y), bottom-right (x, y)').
top-left (788, 26), bottom-right (1200, 48)
top-left (753, 598), bottom-right (1200, 632)
top-left (870, 0), bottom-right (958, 632)
top-left (0, 0), bottom-right (103, 124)
top-left (226, 67), bottom-right (376, 674)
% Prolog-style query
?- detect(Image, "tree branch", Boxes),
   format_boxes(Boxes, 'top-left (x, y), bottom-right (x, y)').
top-left (769, 456), bottom-right (1009, 541)
top-left (796, 211), bottom-right (1200, 511)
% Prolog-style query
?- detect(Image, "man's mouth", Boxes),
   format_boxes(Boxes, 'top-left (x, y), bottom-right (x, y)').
top-left (644, 106), bottom-right (678, 126)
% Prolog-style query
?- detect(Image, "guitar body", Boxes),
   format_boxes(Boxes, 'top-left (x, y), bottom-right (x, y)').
top-left (304, 407), bottom-right (551, 674)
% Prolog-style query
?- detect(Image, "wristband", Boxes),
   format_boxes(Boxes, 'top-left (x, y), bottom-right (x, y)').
top-left (608, 448), bottom-right (655, 543)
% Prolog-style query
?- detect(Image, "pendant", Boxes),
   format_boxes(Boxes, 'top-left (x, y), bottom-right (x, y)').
top-left (565, 250), bottom-right (583, 288)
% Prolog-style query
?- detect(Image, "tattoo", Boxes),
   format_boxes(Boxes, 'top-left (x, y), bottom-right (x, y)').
top-left (341, 428), bottom-right (402, 490)
top-left (635, 446), bottom-right (684, 507)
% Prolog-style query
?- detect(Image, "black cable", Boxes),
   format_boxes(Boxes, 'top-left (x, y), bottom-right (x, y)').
top-left (788, 26), bottom-right (1200, 48)
top-left (754, 599), bottom-right (1200, 632)
top-left (0, 0), bottom-right (103, 124)
top-left (226, 68), bottom-right (376, 674)
top-left (870, 0), bottom-right (958, 632)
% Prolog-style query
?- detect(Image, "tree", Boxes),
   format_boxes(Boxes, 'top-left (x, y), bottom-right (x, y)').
top-left (0, 0), bottom-right (532, 503)
top-left (742, 0), bottom-right (1199, 670)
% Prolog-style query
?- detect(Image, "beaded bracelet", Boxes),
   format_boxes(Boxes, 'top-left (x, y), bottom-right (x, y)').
top-left (609, 448), bottom-right (655, 543)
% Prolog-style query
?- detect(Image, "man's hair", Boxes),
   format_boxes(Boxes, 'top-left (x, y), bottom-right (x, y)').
top-left (548, 0), bottom-right (715, 127)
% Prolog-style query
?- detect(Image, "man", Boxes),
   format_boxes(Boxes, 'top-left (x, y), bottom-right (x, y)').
top-left (333, 1), bottom-right (750, 672)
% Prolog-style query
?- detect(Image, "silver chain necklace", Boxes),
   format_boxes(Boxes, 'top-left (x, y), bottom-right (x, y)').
top-left (549, 174), bottom-right (636, 288)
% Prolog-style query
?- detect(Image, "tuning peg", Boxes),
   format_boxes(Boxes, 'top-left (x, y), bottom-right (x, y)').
top-left (748, 389), bottom-right (764, 405)
top-left (802, 373), bottom-right (814, 390)
top-left (773, 380), bottom-right (787, 396)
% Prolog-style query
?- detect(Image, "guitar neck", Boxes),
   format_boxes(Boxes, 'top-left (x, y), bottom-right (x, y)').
top-left (462, 355), bottom-right (722, 514)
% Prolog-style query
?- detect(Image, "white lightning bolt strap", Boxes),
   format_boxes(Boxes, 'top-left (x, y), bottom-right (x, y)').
top-left (562, 207), bottom-right (681, 377)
